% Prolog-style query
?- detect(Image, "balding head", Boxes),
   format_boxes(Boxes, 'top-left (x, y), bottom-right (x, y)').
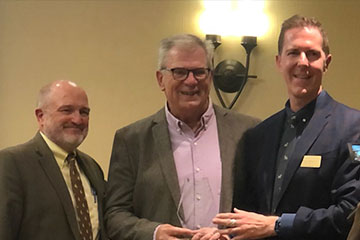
top-left (37, 80), bottom-right (84, 108)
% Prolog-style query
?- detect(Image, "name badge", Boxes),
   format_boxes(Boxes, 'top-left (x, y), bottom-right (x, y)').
top-left (300, 155), bottom-right (321, 168)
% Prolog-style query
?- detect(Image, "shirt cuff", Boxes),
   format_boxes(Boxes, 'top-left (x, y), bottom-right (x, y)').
top-left (153, 225), bottom-right (161, 240)
top-left (277, 213), bottom-right (295, 238)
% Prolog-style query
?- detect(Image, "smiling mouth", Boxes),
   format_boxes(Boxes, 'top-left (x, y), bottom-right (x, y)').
top-left (294, 71), bottom-right (311, 79)
top-left (180, 90), bottom-right (199, 96)
top-left (64, 126), bottom-right (84, 132)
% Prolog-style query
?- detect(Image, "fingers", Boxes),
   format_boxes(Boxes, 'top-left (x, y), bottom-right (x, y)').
top-left (213, 211), bottom-right (242, 228)
top-left (219, 234), bottom-right (231, 240)
top-left (191, 232), bottom-right (203, 240)
top-left (192, 232), bottom-right (210, 240)
top-left (213, 209), bottom-right (255, 228)
top-left (233, 208), bottom-right (246, 214)
top-left (229, 218), bottom-right (237, 227)
top-left (213, 217), bottom-right (239, 228)
top-left (218, 227), bottom-right (250, 240)
top-left (156, 224), bottom-right (194, 240)
top-left (208, 231), bottom-right (221, 240)
top-left (191, 227), bottom-right (228, 240)
top-left (216, 214), bottom-right (278, 240)
top-left (192, 227), bottom-right (218, 240)
top-left (214, 212), bottom-right (239, 219)
top-left (170, 226), bottom-right (193, 237)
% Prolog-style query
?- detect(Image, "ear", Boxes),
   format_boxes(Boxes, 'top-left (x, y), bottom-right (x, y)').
top-left (156, 70), bottom-right (165, 91)
top-left (35, 108), bottom-right (44, 125)
top-left (324, 54), bottom-right (332, 72)
top-left (208, 70), bottom-right (213, 82)
top-left (275, 55), bottom-right (282, 71)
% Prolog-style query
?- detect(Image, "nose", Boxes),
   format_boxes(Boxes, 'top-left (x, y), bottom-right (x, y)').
top-left (71, 111), bottom-right (85, 125)
top-left (183, 71), bottom-right (198, 85)
top-left (298, 52), bottom-right (309, 66)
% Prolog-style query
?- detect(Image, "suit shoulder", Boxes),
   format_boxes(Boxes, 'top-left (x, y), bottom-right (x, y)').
top-left (114, 108), bottom-right (164, 136)
top-left (213, 104), bottom-right (260, 127)
top-left (334, 101), bottom-right (360, 118)
top-left (244, 109), bottom-right (284, 139)
top-left (0, 138), bottom-right (36, 160)
top-left (330, 101), bottom-right (360, 141)
top-left (0, 139), bottom-right (38, 176)
top-left (254, 109), bottom-right (284, 129)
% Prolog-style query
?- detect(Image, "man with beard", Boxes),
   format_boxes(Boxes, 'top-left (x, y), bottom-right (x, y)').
top-left (0, 80), bottom-right (107, 240)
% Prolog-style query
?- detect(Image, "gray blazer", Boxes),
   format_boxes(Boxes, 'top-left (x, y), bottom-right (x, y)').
top-left (0, 132), bottom-right (107, 240)
top-left (347, 203), bottom-right (360, 240)
top-left (105, 105), bottom-right (259, 240)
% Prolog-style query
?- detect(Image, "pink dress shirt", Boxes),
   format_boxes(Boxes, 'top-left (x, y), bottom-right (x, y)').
top-left (165, 101), bottom-right (222, 230)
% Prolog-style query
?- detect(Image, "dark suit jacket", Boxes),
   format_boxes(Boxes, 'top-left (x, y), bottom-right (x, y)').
top-left (105, 105), bottom-right (259, 240)
top-left (234, 91), bottom-right (360, 240)
top-left (0, 132), bottom-right (107, 240)
top-left (347, 202), bottom-right (360, 240)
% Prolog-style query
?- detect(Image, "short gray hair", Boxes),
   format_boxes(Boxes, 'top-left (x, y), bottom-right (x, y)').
top-left (157, 34), bottom-right (214, 70)
top-left (36, 82), bottom-right (54, 108)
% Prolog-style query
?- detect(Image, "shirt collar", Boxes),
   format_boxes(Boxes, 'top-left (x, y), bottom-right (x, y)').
top-left (284, 90), bottom-right (324, 127)
top-left (40, 131), bottom-right (73, 168)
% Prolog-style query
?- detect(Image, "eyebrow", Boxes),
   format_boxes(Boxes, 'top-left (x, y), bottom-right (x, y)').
top-left (58, 105), bottom-right (90, 111)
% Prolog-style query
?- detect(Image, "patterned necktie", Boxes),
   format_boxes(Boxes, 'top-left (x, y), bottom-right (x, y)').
top-left (67, 153), bottom-right (93, 240)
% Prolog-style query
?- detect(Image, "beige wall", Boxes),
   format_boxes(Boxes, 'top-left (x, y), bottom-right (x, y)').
top-left (1, 0), bottom-right (360, 176)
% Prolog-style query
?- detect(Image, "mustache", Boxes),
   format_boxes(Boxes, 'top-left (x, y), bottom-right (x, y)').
top-left (63, 123), bottom-right (86, 131)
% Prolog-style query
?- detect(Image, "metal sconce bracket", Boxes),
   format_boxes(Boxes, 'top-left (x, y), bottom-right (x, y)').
top-left (206, 34), bottom-right (257, 109)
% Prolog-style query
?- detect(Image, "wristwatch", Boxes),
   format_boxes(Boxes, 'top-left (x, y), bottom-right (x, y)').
top-left (274, 217), bottom-right (281, 235)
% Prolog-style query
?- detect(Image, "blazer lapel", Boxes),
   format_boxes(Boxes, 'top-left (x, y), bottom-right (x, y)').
top-left (274, 93), bottom-right (332, 209)
top-left (152, 109), bottom-right (183, 223)
top-left (76, 153), bottom-right (101, 194)
top-left (34, 133), bottom-right (81, 240)
top-left (214, 107), bottom-right (234, 213)
top-left (261, 111), bottom-right (286, 211)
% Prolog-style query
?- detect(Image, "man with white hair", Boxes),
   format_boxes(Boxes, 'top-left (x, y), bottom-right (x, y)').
top-left (105, 34), bottom-right (259, 240)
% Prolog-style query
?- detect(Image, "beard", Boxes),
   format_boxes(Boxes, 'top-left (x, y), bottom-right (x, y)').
top-left (44, 127), bottom-right (88, 152)
top-left (61, 132), bottom-right (86, 150)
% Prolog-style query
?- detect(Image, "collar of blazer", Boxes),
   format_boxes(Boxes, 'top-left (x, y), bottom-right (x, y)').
top-left (33, 132), bottom-right (83, 240)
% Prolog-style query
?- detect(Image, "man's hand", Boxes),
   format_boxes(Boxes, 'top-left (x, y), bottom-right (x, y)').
top-left (156, 224), bottom-right (195, 240)
top-left (212, 208), bottom-right (278, 240)
top-left (191, 227), bottom-right (230, 240)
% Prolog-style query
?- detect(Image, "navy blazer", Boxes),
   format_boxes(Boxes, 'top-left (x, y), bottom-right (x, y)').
top-left (0, 132), bottom-right (107, 240)
top-left (234, 91), bottom-right (360, 240)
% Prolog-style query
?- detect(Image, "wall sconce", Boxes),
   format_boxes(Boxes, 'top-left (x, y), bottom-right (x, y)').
top-left (206, 34), bottom-right (257, 109)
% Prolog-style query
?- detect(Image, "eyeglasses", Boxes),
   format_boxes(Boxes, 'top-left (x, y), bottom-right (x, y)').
top-left (162, 68), bottom-right (211, 81)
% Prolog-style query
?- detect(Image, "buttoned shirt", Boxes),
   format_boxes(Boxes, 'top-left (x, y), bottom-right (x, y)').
top-left (271, 98), bottom-right (315, 212)
top-left (40, 132), bottom-right (99, 239)
top-left (165, 100), bottom-right (222, 230)
top-left (273, 91), bottom-right (321, 237)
